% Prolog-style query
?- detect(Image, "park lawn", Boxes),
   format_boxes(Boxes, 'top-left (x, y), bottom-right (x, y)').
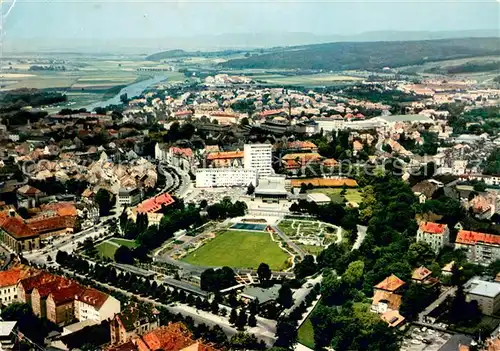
top-left (308, 188), bottom-right (362, 204)
top-left (299, 245), bottom-right (324, 255)
top-left (95, 241), bottom-right (119, 259)
top-left (297, 315), bottom-right (315, 348)
top-left (182, 230), bottom-right (290, 271)
top-left (110, 238), bottom-right (138, 249)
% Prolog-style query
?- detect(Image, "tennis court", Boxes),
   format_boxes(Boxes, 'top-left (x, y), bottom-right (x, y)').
top-left (230, 223), bottom-right (267, 231)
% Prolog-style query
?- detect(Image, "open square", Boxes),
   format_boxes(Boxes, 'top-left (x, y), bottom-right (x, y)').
top-left (181, 230), bottom-right (291, 270)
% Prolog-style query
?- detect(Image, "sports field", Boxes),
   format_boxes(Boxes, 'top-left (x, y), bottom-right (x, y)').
top-left (95, 238), bottom-right (138, 259)
top-left (181, 230), bottom-right (290, 270)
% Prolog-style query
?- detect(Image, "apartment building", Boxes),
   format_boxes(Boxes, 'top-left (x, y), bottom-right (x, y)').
top-left (195, 168), bottom-right (257, 188)
top-left (118, 187), bottom-right (142, 207)
top-left (464, 278), bottom-right (500, 315)
top-left (0, 267), bottom-right (36, 306)
top-left (75, 288), bottom-right (121, 323)
top-left (416, 222), bottom-right (450, 253)
top-left (455, 230), bottom-right (500, 265)
top-left (243, 143), bottom-right (273, 177)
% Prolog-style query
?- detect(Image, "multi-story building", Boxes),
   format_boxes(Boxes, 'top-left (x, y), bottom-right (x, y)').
top-left (455, 230), bottom-right (500, 265)
top-left (0, 267), bottom-right (36, 306)
top-left (0, 217), bottom-right (40, 253)
top-left (243, 143), bottom-right (272, 177)
top-left (75, 288), bottom-right (121, 323)
top-left (110, 304), bottom-right (159, 345)
top-left (464, 278), bottom-right (500, 315)
top-left (206, 151), bottom-right (244, 168)
top-left (416, 222), bottom-right (450, 253)
top-left (195, 168), bottom-right (257, 188)
top-left (118, 187), bottom-right (142, 207)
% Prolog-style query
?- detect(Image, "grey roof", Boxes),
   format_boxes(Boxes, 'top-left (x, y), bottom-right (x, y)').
top-left (467, 279), bottom-right (500, 298)
top-left (438, 334), bottom-right (472, 351)
top-left (0, 321), bottom-right (16, 337)
top-left (255, 176), bottom-right (288, 195)
top-left (240, 285), bottom-right (281, 304)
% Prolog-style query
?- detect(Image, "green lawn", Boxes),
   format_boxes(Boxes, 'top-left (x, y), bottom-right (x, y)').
top-left (95, 238), bottom-right (138, 260)
top-left (308, 188), bottom-right (362, 204)
top-left (110, 238), bottom-right (138, 249)
top-left (297, 315), bottom-right (315, 348)
top-left (299, 245), bottom-right (324, 255)
top-left (181, 230), bottom-right (290, 270)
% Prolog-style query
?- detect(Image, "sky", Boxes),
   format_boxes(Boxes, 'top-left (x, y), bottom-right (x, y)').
top-left (3, 0), bottom-right (500, 40)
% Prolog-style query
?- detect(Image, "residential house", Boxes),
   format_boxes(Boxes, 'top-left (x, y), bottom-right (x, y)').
top-left (416, 222), bottom-right (450, 254)
top-left (371, 274), bottom-right (406, 328)
top-left (411, 179), bottom-right (443, 203)
top-left (110, 304), bottom-right (160, 345)
top-left (0, 266), bottom-right (36, 306)
top-left (75, 287), bottom-right (121, 323)
top-left (16, 185), bottom-right (44, 209)
top-left (411, 266), bottom-right (437, 286)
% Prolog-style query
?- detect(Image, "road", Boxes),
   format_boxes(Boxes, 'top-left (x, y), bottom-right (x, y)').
top-left (283, 274), bottom-right (322, 317)
top-left (418, 286), bottom-right (457, 323)
top-left (352, 225), bottom-right (367, 251)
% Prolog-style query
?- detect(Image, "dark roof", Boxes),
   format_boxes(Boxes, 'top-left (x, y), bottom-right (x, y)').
top-left (438, 334), bottom-right (472, 351)
top-left (58, 321), bottom-right (110, 350)
top-left (117, 304), bottom-right (154, 332)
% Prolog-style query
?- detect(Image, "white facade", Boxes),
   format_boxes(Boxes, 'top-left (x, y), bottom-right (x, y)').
top-left (154, 143), bottom-right (167, 161)
top-left (196, 168), bottom-right (257, 188)
top-left (0, 285), bottom-right (18, 306)
top-left (244, 144), bottom-right (272, 177)
top-left (75, 295), bottom-right (120, 323)
top-left (416, 223), bottom-right (450, 254)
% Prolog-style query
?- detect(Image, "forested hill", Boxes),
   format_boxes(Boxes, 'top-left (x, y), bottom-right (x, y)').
top-left (220, 37), bottom-right (500, 71)
top-left (146, 49), bottom-right (244, 61)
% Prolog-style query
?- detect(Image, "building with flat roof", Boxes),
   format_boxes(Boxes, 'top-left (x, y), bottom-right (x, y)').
top-left (255, 175), bottom-right (288, 202)
top-left (307, 193), bottom-right (331, 205)
top-left (464, 277), bottom-right (500, 315)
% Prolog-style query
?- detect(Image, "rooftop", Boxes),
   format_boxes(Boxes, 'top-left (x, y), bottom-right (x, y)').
top-left (1, 217), bottom-right (37, 239)
top-left (76, 287), bottom-right (109, 309)
top-left (206, 151), bottom-right (244, 161)
top-left (136, 193), bottom-right (175, 214)
top-left (466, 278), bottom-right (500, 298)
top-left (307, 193), bottom-right (331, 203)
top-left (456, 230), bottom-right (500, 246)
top-left (240, 285), bottom-right (281, 304)
top-left (375, 274), bottom-right (405, 292)
top-left (419, 222), bottom-right (447, 235)
top-left (290, 178), bottom-right (358, 188)
top-left (412, 266), bottom-right (432, 281)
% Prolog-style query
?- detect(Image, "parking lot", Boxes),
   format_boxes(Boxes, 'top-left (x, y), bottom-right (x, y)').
top-left (401, 326), bottom-right (452, 351)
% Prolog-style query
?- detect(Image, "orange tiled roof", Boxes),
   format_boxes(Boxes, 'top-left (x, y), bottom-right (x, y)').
top-left (456, 230), bottom-right (500, 246)
top-left (259, 109), bottom-right (285, 117)
top-left (375, 274), bottom-right (405, 292)
top-left (372, 290), bottom-right (403, 311)
top-left (412, 266), bottom-right (432, 281)
top-left (19, 272), bottom-right (60, 293)
top-left (290, 178), bottom-right (358, 188)
top-left (1, 217), bottom-right (37, 239)
top-left (169, 147), bottom-right (193, 159)
top-left (419, 222), bottom-right (447, 235)
top-left (27, 216), bottom-right (76, 235)
top-left (136, 193), bottom-right (175, 214)
top-left (0, 267), bottom-right (37, 288)
top-left (40, 202), bottom-right (77, 217)
top-left (282, 152), bottom-right (322, 161)
top-left (206, 151), bottom-right (243, 161)
top-left (17, 185), bottom-right (42, 196)
top-left (287, 141), bottom-right (317, 150)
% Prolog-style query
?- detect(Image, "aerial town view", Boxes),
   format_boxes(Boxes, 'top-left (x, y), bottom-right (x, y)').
top-left (0, 1), bottom-right (499, 350)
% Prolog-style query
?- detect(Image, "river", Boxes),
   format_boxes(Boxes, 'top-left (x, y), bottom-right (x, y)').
top-left (87, 75), bottom-right (169, 110)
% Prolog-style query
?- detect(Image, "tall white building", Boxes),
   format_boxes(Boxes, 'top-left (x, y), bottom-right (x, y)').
top-left (244, 144), bottom-right (273, 177)
top-left (196, 168), bottom-right (257, 188)
top-left (416, 222), bottom-right (450, 253)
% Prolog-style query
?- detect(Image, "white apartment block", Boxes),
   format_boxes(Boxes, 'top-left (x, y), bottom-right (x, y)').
top-left (416, 222), bottom-right (450, 253)
top-left (196, 168), bottom-right (257, 188)
top-left (244, 144), bottom-right (273, 177)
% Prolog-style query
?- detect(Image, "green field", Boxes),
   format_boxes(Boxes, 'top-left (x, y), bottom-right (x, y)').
top-left (308, 188), bottom-right (362, 204)
top-left (299, 245), bottom-right (324, 255)
top-left (297, 314), bottom-right (315, 348)
top-left (181, 230), bottom-right (290, 270)
top-left (95, 238), bottom-right (138, 260)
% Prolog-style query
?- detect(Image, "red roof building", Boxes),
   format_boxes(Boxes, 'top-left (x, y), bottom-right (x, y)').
top-left (374, 274), bottom-right (406, 293)
top-left (136, 193), bottom-right (175, 214)
top-left (456, 230), bottom-right (500, 246)
top-left (417, 222), bottom-right (450, 254)
top-left (419, 222), bottom-right (447, 235)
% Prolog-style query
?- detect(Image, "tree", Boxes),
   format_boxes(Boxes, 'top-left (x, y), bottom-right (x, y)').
top-left (248, 314), bottom-right (257, 327)
top-left (277, 283), bottom-right (294, 309)
top-left (229, 308), bottom-right (238, 325)
top-left (95, 188), bottom-right (113, 216)
top-left (120, 93), bottom-right (128, 104)
top-left (235, 310), bottom-right (248, 330)
top-left (294, 255), bottom-right (318, 280)
top-left (247, 183), bottom-right (255, 195)
top-left (406, 242), bottom-right (435, 267)
top-left (210, 300), bottom-right (219, 315)
top-left (83, 238), bottom-right (97, 257)
top-left (274, 317), bottom-right (298, 349)
top-left (114, 246), bottom-right (134, 264)
top-left (200, 267), bottom-right (236, 292)
top-left (400, 283), bottom-right (439, 319)
top-left (342, 260), bottom-right (364, 287)
top-left (257, 263), bottom-right (272, 284)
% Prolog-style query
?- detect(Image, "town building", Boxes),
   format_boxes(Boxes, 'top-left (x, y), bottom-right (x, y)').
top-left (416, 222), bottom-right (450, 253)
top-left (254, 175), bottom-right (289, 202)
top-left (0, 267), bottom-right (36, 306)
top-left (16, 185), bottom-right (44, 209)
top-left (195, 168), bottom-right (257, 188)
top-left (75, 288), bottom-right (121, 323)
top-left (464, 278), bottom-right (500, 315)
top-left (0, 217), bottom-right (40, 253)
top-left (110, 304), bottom-right (160, 345)
top-left (206, 151), bottom-right (244, 168)
top-left (118, 187), bottom-right (142, 207)
top-left (455, 230), bottom-right (500, 265)
top-left (371, 274), bottom-right (406, 328)
top-left (243, 144), bottom-right (273, 177)
top-left (136, 193), bottom-right (175, 214)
